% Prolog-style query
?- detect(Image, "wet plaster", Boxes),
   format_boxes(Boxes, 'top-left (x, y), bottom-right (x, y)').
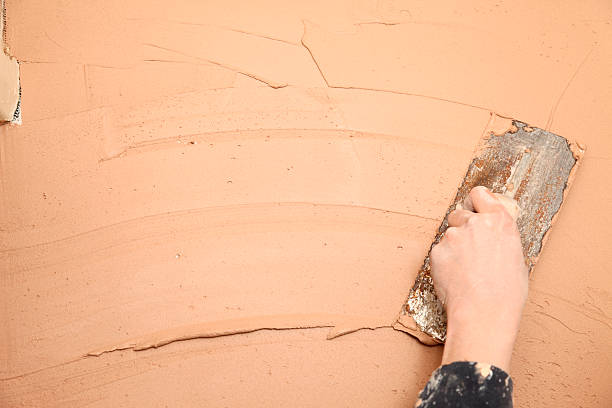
top-left (1, 1), bottom-right (611, 407)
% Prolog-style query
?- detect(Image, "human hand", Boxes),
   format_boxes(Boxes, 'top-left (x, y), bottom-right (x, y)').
top-left (431, 186), bottom-right (528, 371)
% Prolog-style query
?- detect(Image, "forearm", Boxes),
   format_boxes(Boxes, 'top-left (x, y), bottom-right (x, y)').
top-left (418, 186), bottom-right (526, 407)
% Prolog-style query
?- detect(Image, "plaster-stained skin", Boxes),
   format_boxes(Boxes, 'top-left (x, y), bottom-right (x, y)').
top-left (1, 1), bottom-right (611, 407)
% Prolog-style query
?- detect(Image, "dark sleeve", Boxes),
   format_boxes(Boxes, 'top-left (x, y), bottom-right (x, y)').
top-left (415, 361), bottom-right (513, 408)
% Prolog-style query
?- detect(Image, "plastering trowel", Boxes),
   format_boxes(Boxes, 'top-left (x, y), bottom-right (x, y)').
top-left (394, 121), bottom-right (583, 345)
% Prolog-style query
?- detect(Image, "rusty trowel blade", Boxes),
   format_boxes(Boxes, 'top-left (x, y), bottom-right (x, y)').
top-left (394, 121), bottom-right (583, 344)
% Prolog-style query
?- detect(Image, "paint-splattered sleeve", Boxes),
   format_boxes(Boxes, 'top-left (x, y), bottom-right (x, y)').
top-left (415, 361), bottom-right (513, 408)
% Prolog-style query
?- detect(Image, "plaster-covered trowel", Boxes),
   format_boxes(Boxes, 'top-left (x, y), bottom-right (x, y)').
top-left (394, 121), bottom-right (583, 345)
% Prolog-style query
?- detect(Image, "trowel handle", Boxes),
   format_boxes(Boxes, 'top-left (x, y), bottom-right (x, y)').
top-left (457, 192), bottom-right (520, 221)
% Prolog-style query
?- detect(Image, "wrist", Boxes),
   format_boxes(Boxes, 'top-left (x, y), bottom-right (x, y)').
top-left (442, 327), bottom-right (516, 372)
top-left (446, 299), bottom-right (524, 335)
top-left (442, 306), bottom-right (523, 372)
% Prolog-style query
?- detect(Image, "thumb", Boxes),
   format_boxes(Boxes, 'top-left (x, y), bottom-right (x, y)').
top-left (468, 186), bottom-right (507, 214)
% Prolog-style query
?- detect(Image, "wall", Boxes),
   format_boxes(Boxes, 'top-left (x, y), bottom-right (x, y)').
top-left (1, 1), bottom-right (611, 407)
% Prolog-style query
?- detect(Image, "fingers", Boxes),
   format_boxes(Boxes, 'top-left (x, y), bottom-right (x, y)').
top-left (460, 195), bottom-right (475, 212)
top-left (442, 226), bottom-right (459, 242)
top-left (469, 186), bottom-right (507, 214)
top-left (448, 209), bottom-right (473, 227)
top-left (492, 194), bottom-right (520, 221)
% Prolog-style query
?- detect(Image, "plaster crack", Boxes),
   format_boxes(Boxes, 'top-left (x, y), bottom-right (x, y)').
top-left (530, 288), bottom-right (612, 329)
top-left (328, 85), bottom-right (496, 112)
top-left (44, 30), bottom-right (70, 53)
top-left (533, 311), bottom-right (588, 335)
top-left (145, 19), bottom-right (299, 46)
top-left (299, 22), bottom-right (501, 113)
top-left (354, 21), bottom-right (402, 26)
top-left (222, 26), bottom-right (299, 46)
top-left (142, 58), bottom-right (205, 65)
top-left (545, 46), bottom-right (595, 130)
top-left (86, 325), bottom-right (336, 357)
top-left (142, 42), bottom-right (287, 89)
top-left (1, 326), bottom-right (398, 380)
top-left (300, 20), bottom-right (330, 87)
top-left (85, 316), bottom-right (395, 358)
top-left (0, 356), bottom-right (83, 382)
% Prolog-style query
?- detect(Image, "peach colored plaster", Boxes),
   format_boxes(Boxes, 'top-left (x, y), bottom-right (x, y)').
top-left (1, 1), bottom-right (611, 407)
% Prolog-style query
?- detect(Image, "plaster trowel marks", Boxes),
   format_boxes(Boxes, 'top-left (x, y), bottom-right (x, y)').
top-left (395, 121), bottom-right (583, 343)
top-left (2, 1), bottom-right (611, 406)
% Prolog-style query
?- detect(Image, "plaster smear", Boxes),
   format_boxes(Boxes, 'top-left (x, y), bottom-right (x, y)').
top-left (2, 1), bottom-right (611, 407)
